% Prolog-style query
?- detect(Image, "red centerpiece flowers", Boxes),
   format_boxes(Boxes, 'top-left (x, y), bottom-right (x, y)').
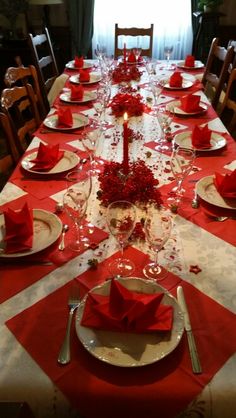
top-left (112, 63), bottom-right (142, 83)
top-left (109, 93), bottom-right (145, 117)
top-left (97, 160), bottom-right (163, 207)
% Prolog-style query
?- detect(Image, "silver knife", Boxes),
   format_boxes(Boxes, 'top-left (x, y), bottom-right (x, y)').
top-left (177, 286), bottom-right (202, 374)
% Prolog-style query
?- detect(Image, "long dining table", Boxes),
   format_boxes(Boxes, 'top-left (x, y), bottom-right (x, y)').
top-left (0, 58), bottom-right (236, 418)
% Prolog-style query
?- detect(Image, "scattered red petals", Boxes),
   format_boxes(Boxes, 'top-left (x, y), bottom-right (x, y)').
top-left (189, 265), bottom-right (202, 274)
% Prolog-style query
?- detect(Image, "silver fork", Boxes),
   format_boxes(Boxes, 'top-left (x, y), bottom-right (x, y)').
top-left (58, 286), bottom-right (81, 365)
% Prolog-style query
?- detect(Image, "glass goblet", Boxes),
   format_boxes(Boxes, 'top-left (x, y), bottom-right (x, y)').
top-left (164, 45), bottom-right (173, 69)
top-left (143, 207), bottom-right (172, 281)
top-left (81, 128), bottom-right (103, 174)
top-left (66, 168), bottom-right (92, 247)
top-left (133, 47), bottom-right (142, 63)
top-left (106, 200), bottom-right (136, 277)
top-left (149, 76), bottom-right (162, 116)
top-left (168, 146), bottom-right (196, 208)
top-left (63, 188), bottom-right (88, 252)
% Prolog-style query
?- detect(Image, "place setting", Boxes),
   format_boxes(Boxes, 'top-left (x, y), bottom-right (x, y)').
top-left (177, 55), bottom-right (204, 70)
top-left (60, 85), bottom-right (97, 104)
top-left (65, 56), bottom-right (94, 70)
top-left (69, 71), bottom-right (102, 85)
top-left (174, 125), bottom-right (227, 152)
top-left (43, 106), bottom-right (89, 132)
top-left (166, 93), bottom-right (208, 117)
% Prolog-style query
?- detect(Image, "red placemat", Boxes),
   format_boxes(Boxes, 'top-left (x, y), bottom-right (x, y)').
top-left (0, 195), bottom-right (108, 303)
top-left (6, 247), bottom-right (236, 418)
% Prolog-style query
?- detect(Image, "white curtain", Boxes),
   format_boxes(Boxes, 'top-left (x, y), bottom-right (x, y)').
top-left (92, 0), bottom-right (193, 59)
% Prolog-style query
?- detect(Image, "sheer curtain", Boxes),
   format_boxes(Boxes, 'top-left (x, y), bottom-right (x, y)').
top-left (92, 0), bottom-right (193, 59)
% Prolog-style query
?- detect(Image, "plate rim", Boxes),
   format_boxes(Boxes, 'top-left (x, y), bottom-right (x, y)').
top-left (0, 209), bottom-right (62, 257)
top-left (196, 175), bottom-right (236, 209)
top-left (166, 99), bottom-right (208, 116)
top-left (163, 80), bottom-right (193, 90)
top-left (69, 72), bottom-right (102, 85)
top-left (21, 149), bottom-right (79, 175)
top-left (177, 60), bottom-right (204, 69)
top-left (43, 113), bottom-right (88, 131)
top-left (75, 276), bottom-right (184, 367)
top-left (59, 90), bottom-right (97, 104)
top-left (65, 60), bottom-right (93, 70)
top-left (174, 130), bottom-right (227, 151)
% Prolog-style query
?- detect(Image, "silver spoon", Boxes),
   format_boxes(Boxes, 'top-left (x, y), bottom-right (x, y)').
top-left (59, 224), bottom-right (69, 251)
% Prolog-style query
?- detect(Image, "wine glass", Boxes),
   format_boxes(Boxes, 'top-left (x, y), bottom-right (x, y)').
top-left (63, 187), bottom-right (88, 252)
top-left (106, 200), bottom-right (136, 277)
top-left (155, 105), bottom-right (173, 151)
top-left (93, 85), bottom-right (111, 130)
top-left (164, 45), bottom-right (173, 69)
top-left (149, 76), bottom-right (162, 115)
top-left (81, 127), bottom-right (103, 174)
top-left (168, 146), bottom-right (196, 208)
top-left (133, 47), bottom-right (142, 63)
top-left (143, 207), bottom-right (172, 281)
top-left (66, 168), bottom-right (92, 247)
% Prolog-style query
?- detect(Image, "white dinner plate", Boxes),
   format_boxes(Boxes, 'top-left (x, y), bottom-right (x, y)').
top-left (21, 150), bottom-right (79, 175)
top-left (0, 209), bottom-right (62, 257)
top-left (196, 175), bottom-right (236, 210)
top-left (69, 72), bottom-right (102, 85)
top-left (174, 131), bottom-right (227, 151)
top-left (177, 61), bottom-right (204, 70)
top-left (65, 60), bottom-right (93, 70)
top-left (43, 113), bottom-right (88, 131)
top-left (163, 80), bottom-right (193, 90)
top-left (59, 90), bottom-right (97, 104)
top-left (75, 277), bottom-right (184, 367)
top-left (166, 100), bottom-right (208, 117)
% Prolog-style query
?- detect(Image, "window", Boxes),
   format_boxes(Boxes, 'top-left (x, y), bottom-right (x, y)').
top-left (92, 0), bottom-right (193, 59)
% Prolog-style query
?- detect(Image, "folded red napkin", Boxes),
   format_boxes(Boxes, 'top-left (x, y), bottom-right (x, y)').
top-left (30, 142), bottom-right (64, 171)
top-left (3, 202), bottom-right (33, 253)
top-left (57, 107), bottom-right (73, 128)
top-left (214, 170), bottom-right (236, 199)
top-left (70, 84), bottom-right (84, 101)
top-left (191, 125), bottom-right (212, 149)
top-left (180, 94), bottom-right (203, 113)
top-left (127, 52), bottom-right (136, 63)
top-left (185, 55), bottom-right (195, 67)
top-left (169, 71), bottom-right (183, 87)
top-left (81, 279), bottom-right (173, 333)
top-left (79, 69), bottom-right (90, 82)
top-left (74, 55), bottom-right (84, 68)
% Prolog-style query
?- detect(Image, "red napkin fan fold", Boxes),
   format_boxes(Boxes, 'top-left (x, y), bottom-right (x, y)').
top-left (180, 94), bottom-right (203, 113)
top-left (169, 71), bottom-right (183, 87)
top-left (191, 125), bottom-right (212, 149)
top-left (30, 142), bottom-right (64, 171)
top-left (184, 55), bottom-right (195, 67)
top-left (57, 107), bottom-right (73, 128)
top-left (81, 279), bottom-right (173, 333)
top-left (214, 170), bottom-right (236, 199)
top-left (79, 69), bottom-right (90, 83)
top-left (74, 55), bottom-right (84, 68)
top-left (70, 84), bottom-right (84, 101)
top-left (3, 202), bottom-right (33, 253)
top-left (127, 52), bottom-right (136, 63)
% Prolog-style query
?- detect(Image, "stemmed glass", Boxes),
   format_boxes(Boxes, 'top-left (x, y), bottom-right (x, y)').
top-left (66, 168), bottom-right (92, 247)
top-left (168, 146), bottom-right (196, 207)
top-left (93, 85), bottom-right (111, 130)
top-left (63, 186), bottom-right (88, 252)
top-left (106, 200), bottom-right (136, 277)
top-left (155, 105), bottom-right (173, 151)
top-left (149, 76), bottom-right (162, 116)
top-left (81, 127), bottom-right (103, 174)
top-left (143, 207), bottom-right (172, 281)
top-left (133, 47), bottom-right (142, 63)
top-left (164, 45), bottom-right (173, 69)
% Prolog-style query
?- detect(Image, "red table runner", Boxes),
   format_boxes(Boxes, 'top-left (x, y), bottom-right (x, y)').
top-left (6, 247), bottom-right (236, 418)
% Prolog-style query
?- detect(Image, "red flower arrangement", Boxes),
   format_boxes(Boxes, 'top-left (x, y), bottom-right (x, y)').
top-left (109, 93), bottom-right (145, 117)
top-left (112, 63), bottom-right (142, 83)
top-left (97, 160), bottom-right (163, 207)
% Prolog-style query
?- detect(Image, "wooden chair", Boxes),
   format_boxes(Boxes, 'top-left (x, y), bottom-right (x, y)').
top-left (28, 27), bottom-right (59, 112)
top-left (114, 23), bottom-right (154, 59)
top-left (4, 65), bottom-right (47, 120)
top-left (0, 84), bottom-right (41, 163)
top-left (218, 67), bottom-right (236, 137)
top-left (202, 37), bottom-right (235, 110)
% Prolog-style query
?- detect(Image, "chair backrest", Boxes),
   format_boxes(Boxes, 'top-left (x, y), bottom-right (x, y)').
top-left (0, 84), bottom-right (41, 162)
top-left (114, 23), bottom-right (154, 59)
top-left (28, 27), bottom-right (59, 112)
top-left (4, 65), bottom-right (47, 120)
top-left (218, 67), bottom-right (236, 135)
top-left (202, 37), bottom-right (235, 110)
